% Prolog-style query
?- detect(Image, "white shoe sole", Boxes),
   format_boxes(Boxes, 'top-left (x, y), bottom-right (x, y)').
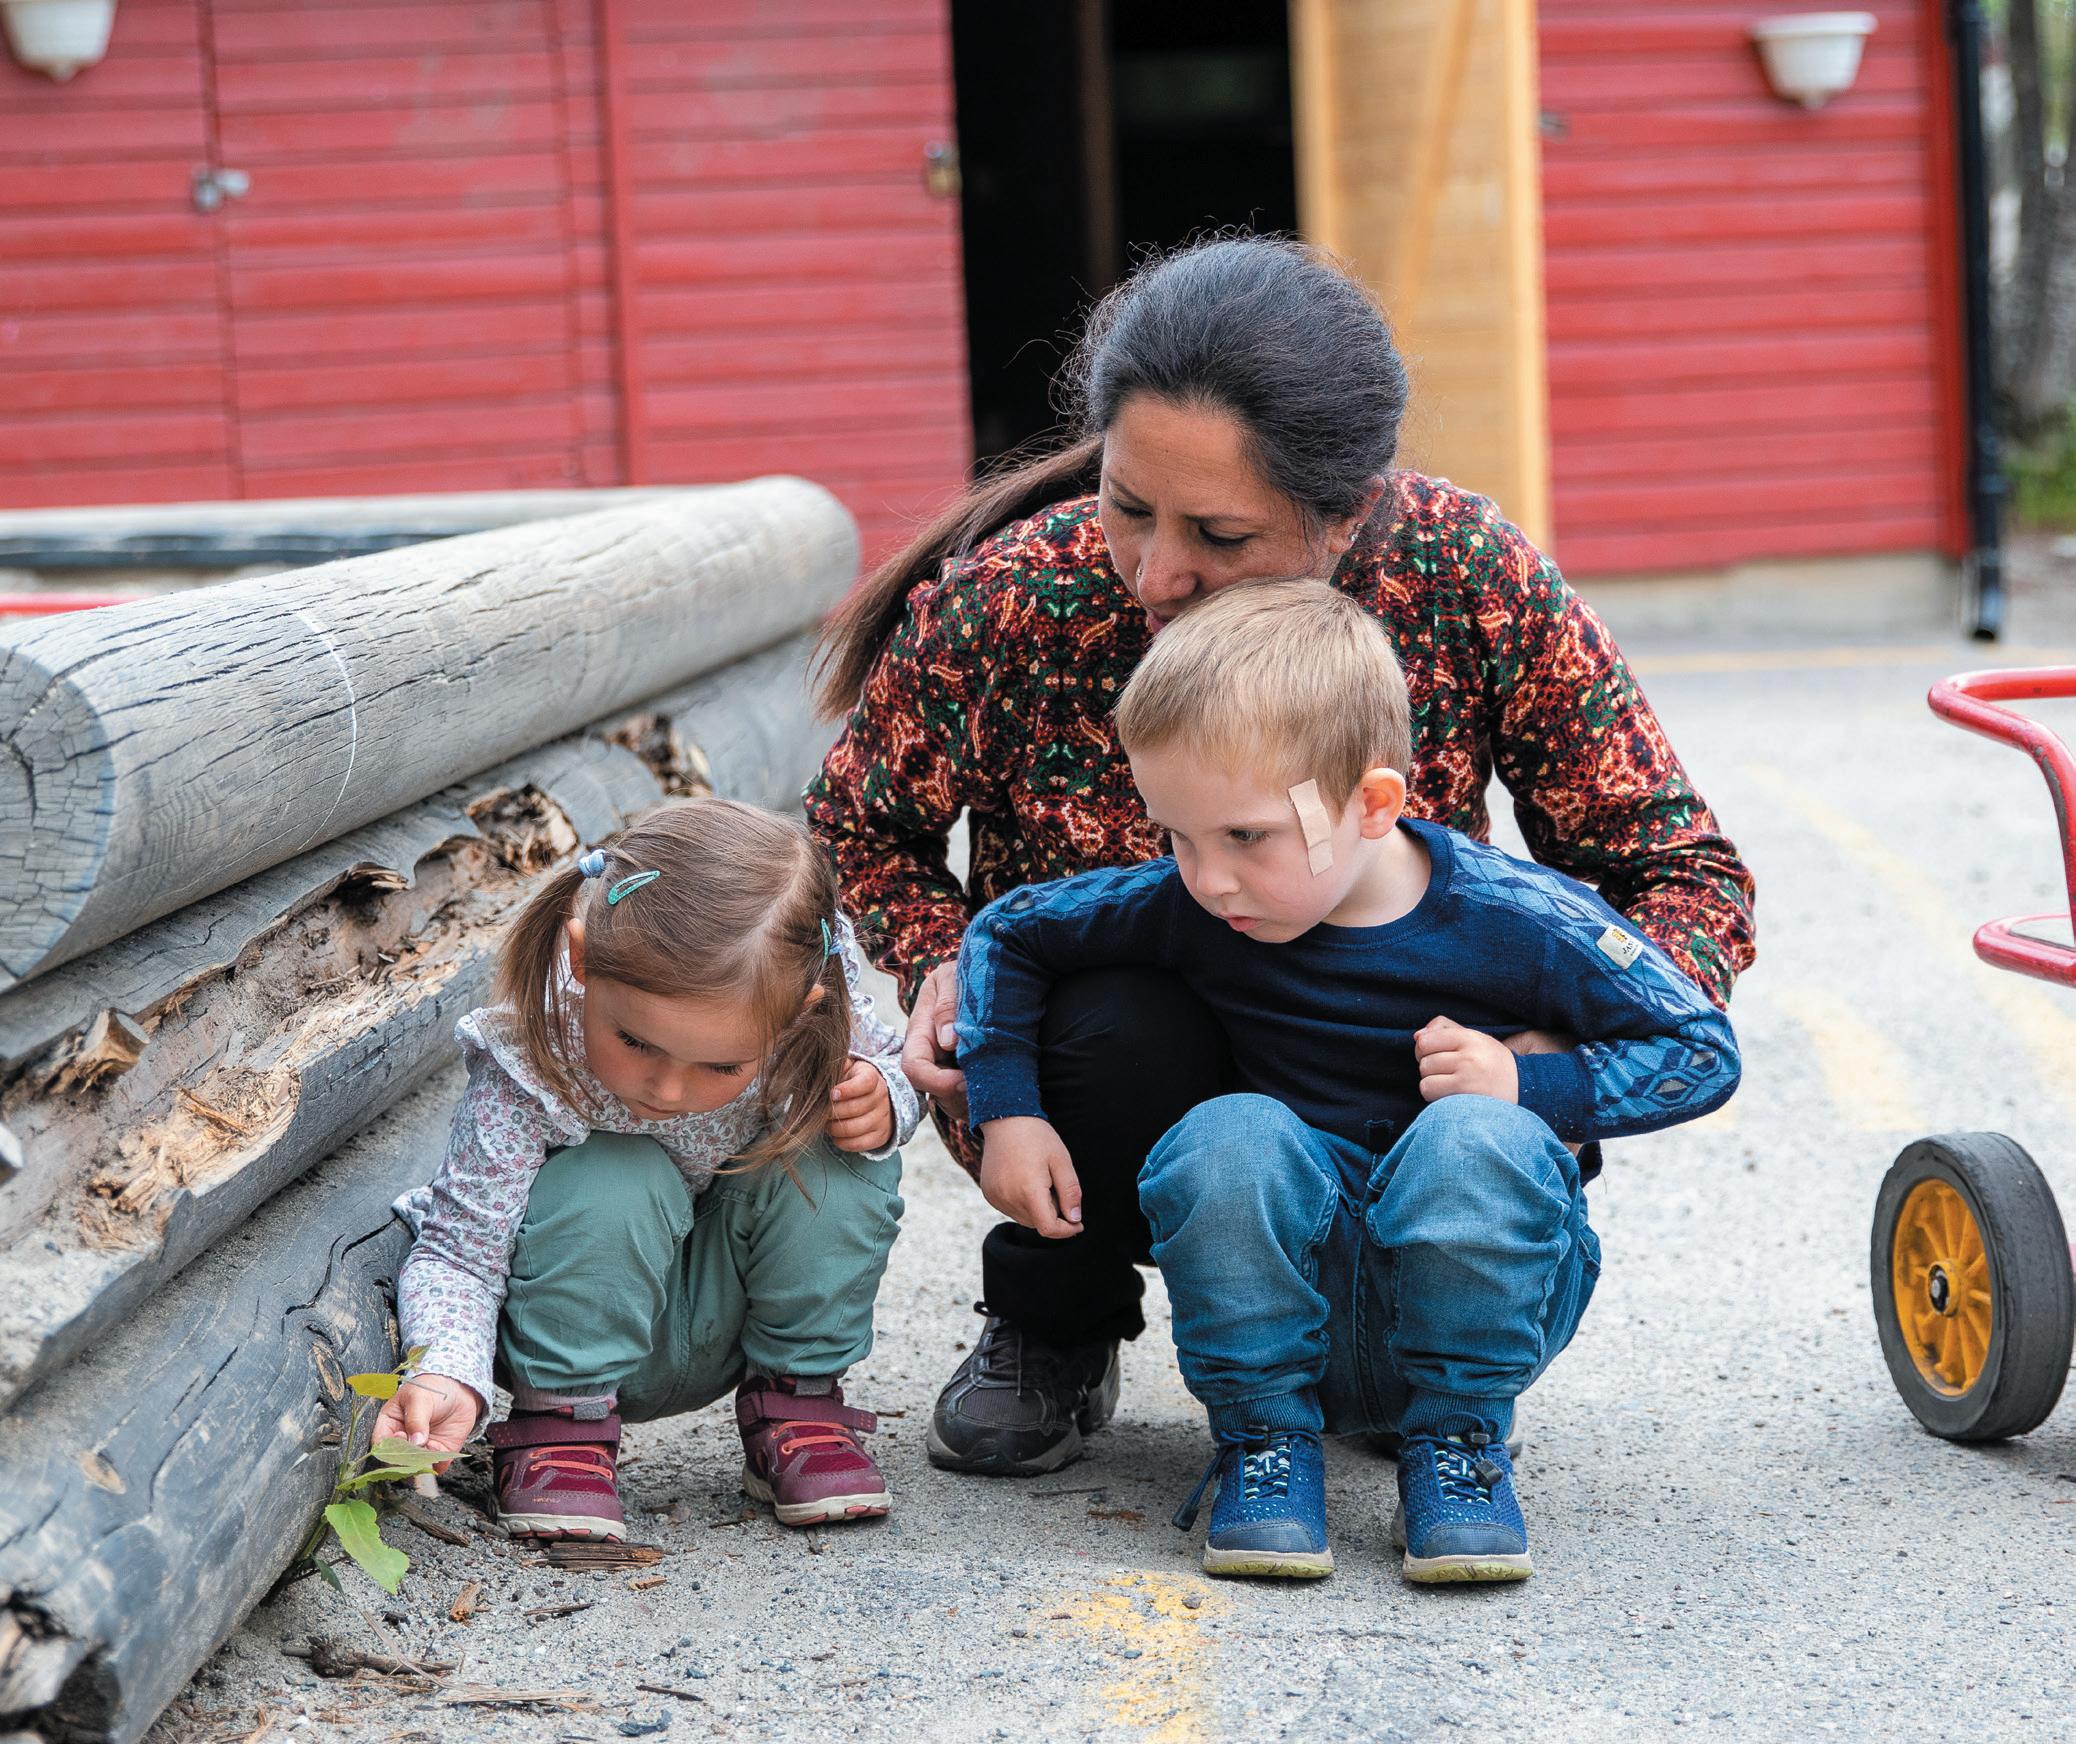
top-left (1201, 1543), bottom-right (1334, 1580)
top-left (499, 1510), bottom-right (624, 1540)
top-left (742, 1465), bottom-right (891, 1526)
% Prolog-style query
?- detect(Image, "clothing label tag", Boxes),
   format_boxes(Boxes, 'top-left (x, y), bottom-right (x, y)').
top-left (1288, 778), bottom-right (1334, 875)
top-left (1597, 925), bottom-right (1643, 969)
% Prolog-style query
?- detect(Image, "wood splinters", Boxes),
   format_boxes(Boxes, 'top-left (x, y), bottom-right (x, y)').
top-left (434, 1685), bottom-right (598, 1711)
top-left (626, 1573), bottom-right (668, 1591)
top-left (176, 1085), bottom-right (253, 1136)
top-left (449, 1580), bottom-right (483, 1624)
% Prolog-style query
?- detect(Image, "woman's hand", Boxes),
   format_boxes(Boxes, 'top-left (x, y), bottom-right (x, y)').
top-left (900, 960), bottom-right (969, 1123)
top-left (829, 1056), bottom-right (896, 1152)
top-left (979, 1116), bottom-right (1084, 1239)
top-left (1414, 1016), bottom-right (1520, 1104)
top-left (371, 1372), bottom-right (482, 1471)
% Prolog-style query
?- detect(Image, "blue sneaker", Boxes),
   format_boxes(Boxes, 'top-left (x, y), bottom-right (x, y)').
top-left (1172, 1428), bottom-right (1333, 1579)
top-left (1391, 1415), bottom-right (1532, 1583)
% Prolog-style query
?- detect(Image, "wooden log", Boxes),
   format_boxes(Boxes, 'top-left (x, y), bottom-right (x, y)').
top-left (0, 627), bottom-right (837, 1410)
top-left (0, 486), bottom-right (683, 571)
top-left (0, 478), bottom-right (856, 990)
top-left (0, 1071), bottom-right (454, 1744)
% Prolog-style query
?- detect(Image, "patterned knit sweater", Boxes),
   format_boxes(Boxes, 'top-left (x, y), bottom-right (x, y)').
top-left (805, 478), bottom-right (1756, 1159)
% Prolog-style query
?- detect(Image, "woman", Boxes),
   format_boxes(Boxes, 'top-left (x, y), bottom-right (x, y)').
top-left (805, 236), bottom-right (1755, 1477)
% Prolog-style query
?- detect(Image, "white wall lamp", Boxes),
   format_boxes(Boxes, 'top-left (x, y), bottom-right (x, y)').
top-left (1751, 12), bottom-right (1878, 109)
top-left (2, 0), bottom-right (117, 82)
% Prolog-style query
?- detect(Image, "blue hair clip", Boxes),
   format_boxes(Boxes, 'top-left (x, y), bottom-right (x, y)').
top-left (606, 870), bottom-right (661, 905)
top-left (820, 918), bottom-right (834, 961)
top-left (577, 848), bottom-right (608, 878)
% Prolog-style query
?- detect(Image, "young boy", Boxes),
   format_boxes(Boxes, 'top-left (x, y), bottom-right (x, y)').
top-left (954, 579), bottom-right (1739, 1584)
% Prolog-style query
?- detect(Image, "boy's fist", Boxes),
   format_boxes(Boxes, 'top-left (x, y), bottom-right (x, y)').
top-left (371, 1372), bottom-right (482, 1471)
top-left (829, 1056), bottom-right (895, 1153)
top-left (1413, 1016), bottom-right (1520, 1104)
top-left (979, 1116), bottom-right (1084, 1239)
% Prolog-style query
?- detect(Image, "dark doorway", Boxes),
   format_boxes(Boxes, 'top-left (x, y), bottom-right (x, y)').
top-left (950, 1), bottom-right (1298, 471)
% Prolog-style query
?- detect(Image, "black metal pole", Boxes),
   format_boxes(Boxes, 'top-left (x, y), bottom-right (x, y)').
top-left (1953, 0), bottom-right (2007, 641)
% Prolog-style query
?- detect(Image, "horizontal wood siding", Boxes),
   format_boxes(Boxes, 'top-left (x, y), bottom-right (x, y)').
top-left (0, 0), bottom-right (965, 550)
top-left (0, 0), bottom-right (235, 508)
top-left (1538, 1), bottom-right (1962, 577)
top-left (613, 0), bottom-right (969, 563)
top-left (210, 0), bottom-right (596, 496)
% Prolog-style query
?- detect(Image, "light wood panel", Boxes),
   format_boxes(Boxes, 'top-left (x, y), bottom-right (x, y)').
top-left (1291, 0), bottom-right (1551, 547)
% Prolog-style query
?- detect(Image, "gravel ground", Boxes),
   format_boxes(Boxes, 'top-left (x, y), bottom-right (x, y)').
top-left (149, 539), bottom-right (2076, 1743)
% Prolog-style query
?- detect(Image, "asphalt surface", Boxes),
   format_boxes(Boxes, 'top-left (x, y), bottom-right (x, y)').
top-left (156, 555), bottom-right (2076, 1743)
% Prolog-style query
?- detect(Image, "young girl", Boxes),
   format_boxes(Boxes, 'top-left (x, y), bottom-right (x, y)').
top-left (373, 798), bottom-right (918, 1539)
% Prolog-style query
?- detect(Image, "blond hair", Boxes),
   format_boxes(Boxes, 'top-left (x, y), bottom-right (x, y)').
top-left (496, 798), bottom-right (852, 1174)
top-left (1113, 578), bottom-right (1411, 800)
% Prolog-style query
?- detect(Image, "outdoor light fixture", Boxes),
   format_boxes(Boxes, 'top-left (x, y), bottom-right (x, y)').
top-left (2, 0), bottom-right (116, 81)
top-left (1750, 12), bottom-right (1877, 108)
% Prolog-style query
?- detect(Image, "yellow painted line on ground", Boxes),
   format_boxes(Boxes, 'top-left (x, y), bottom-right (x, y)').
top-left (1744, 761), bottom-right (2076, 1128)
top-left (1051, 1570), bottom-right (1227, 1740)
top-left (1769, 983), bottom-right (1929, 1133)
top-left (1632, 644), bottom-right (2076, 678)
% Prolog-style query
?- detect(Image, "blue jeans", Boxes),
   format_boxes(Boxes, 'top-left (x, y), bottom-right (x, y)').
top-left (1138, 1093), bottom-right (1600, 1443)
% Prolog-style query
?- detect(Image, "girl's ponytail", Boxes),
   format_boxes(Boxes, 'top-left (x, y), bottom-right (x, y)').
top-left (736, 924), bottom-right (855, 1180)
top-left (494, 861), bottom-right (592, 1117)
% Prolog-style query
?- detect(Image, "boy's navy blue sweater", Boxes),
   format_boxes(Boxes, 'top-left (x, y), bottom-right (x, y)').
top-left (956, 818), bottom-right (1740, 1159)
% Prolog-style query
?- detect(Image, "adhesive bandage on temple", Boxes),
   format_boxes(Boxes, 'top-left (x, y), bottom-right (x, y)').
top-left (1288, 779), bottom-right (1335, 875)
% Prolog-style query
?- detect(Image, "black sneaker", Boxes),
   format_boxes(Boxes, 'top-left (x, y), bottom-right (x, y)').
top-left (924, 1304), bottom-right (1122, 1476)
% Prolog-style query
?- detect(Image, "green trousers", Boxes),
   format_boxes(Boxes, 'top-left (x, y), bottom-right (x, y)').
top-left (496, 1132), bottom-right (904, 1423)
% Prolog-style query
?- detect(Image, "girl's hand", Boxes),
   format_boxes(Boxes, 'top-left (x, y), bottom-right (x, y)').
top-left (901, 961), bottom-right (969, 1123)
top-left (979, 1117), bottom-right (1083, 1239)
top-left (1414, 1016), bottom-right (1520, 1104)
top-left (829, 1056), bottom-right (896, 1152)
top-left (371, 1372), bottom-right (482, 1472)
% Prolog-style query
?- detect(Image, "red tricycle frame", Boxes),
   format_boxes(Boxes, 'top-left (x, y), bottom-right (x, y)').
top-left (1929, 666), bottom-right (2076, 988)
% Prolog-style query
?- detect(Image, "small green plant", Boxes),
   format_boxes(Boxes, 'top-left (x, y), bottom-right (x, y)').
top-left (288, 1346), bottom-right (447, 1595)
top-left (2011, 407), bottom-right (2076, 530)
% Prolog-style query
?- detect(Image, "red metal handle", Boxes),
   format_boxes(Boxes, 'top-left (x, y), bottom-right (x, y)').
top-left (1929, 667), bottom-right (2076, 986)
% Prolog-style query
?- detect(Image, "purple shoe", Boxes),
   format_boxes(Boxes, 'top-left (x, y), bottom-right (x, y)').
top-left (486, 1409), bottom-right (625, 1540)
top-left (737, 1378), bottom-right (891, 1527)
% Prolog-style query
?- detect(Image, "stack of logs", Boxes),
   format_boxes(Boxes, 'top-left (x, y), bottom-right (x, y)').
top-left (0, 481), bottom-right (860, 1744)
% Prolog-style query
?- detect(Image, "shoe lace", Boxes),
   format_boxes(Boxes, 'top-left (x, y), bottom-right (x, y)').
top-left (1170, 1427), bottom-right (1309, 1532)
top-left (770, 1418), bottom-right (863, 1460)
top-left (530, 1446), bottom-right (615, 1481)
top-left (969, 1303), bottom-right (1031, 1396)
top-left (1413, 1414), bottom-right (1507, 1506)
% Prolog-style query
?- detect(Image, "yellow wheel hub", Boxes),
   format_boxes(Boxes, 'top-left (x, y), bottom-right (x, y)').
top-left (1892, 1179), bottom-right (1994, 1396)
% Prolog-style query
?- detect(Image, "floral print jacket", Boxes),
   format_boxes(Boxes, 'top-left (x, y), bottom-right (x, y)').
top-left (394, 917), bottom-right (920, 1410)
top-left (805, 478), bottom-right (1756, 1169)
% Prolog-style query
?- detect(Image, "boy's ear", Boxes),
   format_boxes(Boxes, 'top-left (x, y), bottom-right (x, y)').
top-left (1355, 766), bottom-right (1408, 839)
top-left (563, 917), bottom-right (587, 985)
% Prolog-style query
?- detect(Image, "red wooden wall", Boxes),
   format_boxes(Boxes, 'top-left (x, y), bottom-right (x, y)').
top-left (0, 0), bottom-right (968, 563)
top-left (1537, 0), bottom-right (1967, 576)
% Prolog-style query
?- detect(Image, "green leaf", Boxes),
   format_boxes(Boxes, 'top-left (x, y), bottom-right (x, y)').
top-left (335, 1466), bottom-right (425, 1495)
top-left (346, 1371), bottom-right (401, 1400)
top-left (367, 1437), bottom-right (444, 1475)
top-left (324, 1500), bottom-right (409, 1594)
top-left (316, 1561), bottom-right (343, 1593)
top-left (403, 1345), bottom-right (429, 1367)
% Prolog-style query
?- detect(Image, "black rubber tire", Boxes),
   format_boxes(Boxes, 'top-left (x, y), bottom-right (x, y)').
top-left (1871, 1132), bottom-right (2075, 1441)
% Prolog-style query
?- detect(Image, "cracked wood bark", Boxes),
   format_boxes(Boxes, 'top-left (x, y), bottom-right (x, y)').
top-left (0, 627), bottom-right (837, 1411)
top-left (0, 1072), bottom-right (453, 1744)
top-left (0, 478), bottom-right (856, 991)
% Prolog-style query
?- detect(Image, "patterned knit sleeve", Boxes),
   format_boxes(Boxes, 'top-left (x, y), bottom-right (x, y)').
top-left (1478, 515), bottom-right (1757, 1008)
top-left (397, 1051), bottom-right (556, 1417)
top-left (833, 913), bottom-right (923, 1154)
top-left (804, 565), bottom-right (1003, 1007)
